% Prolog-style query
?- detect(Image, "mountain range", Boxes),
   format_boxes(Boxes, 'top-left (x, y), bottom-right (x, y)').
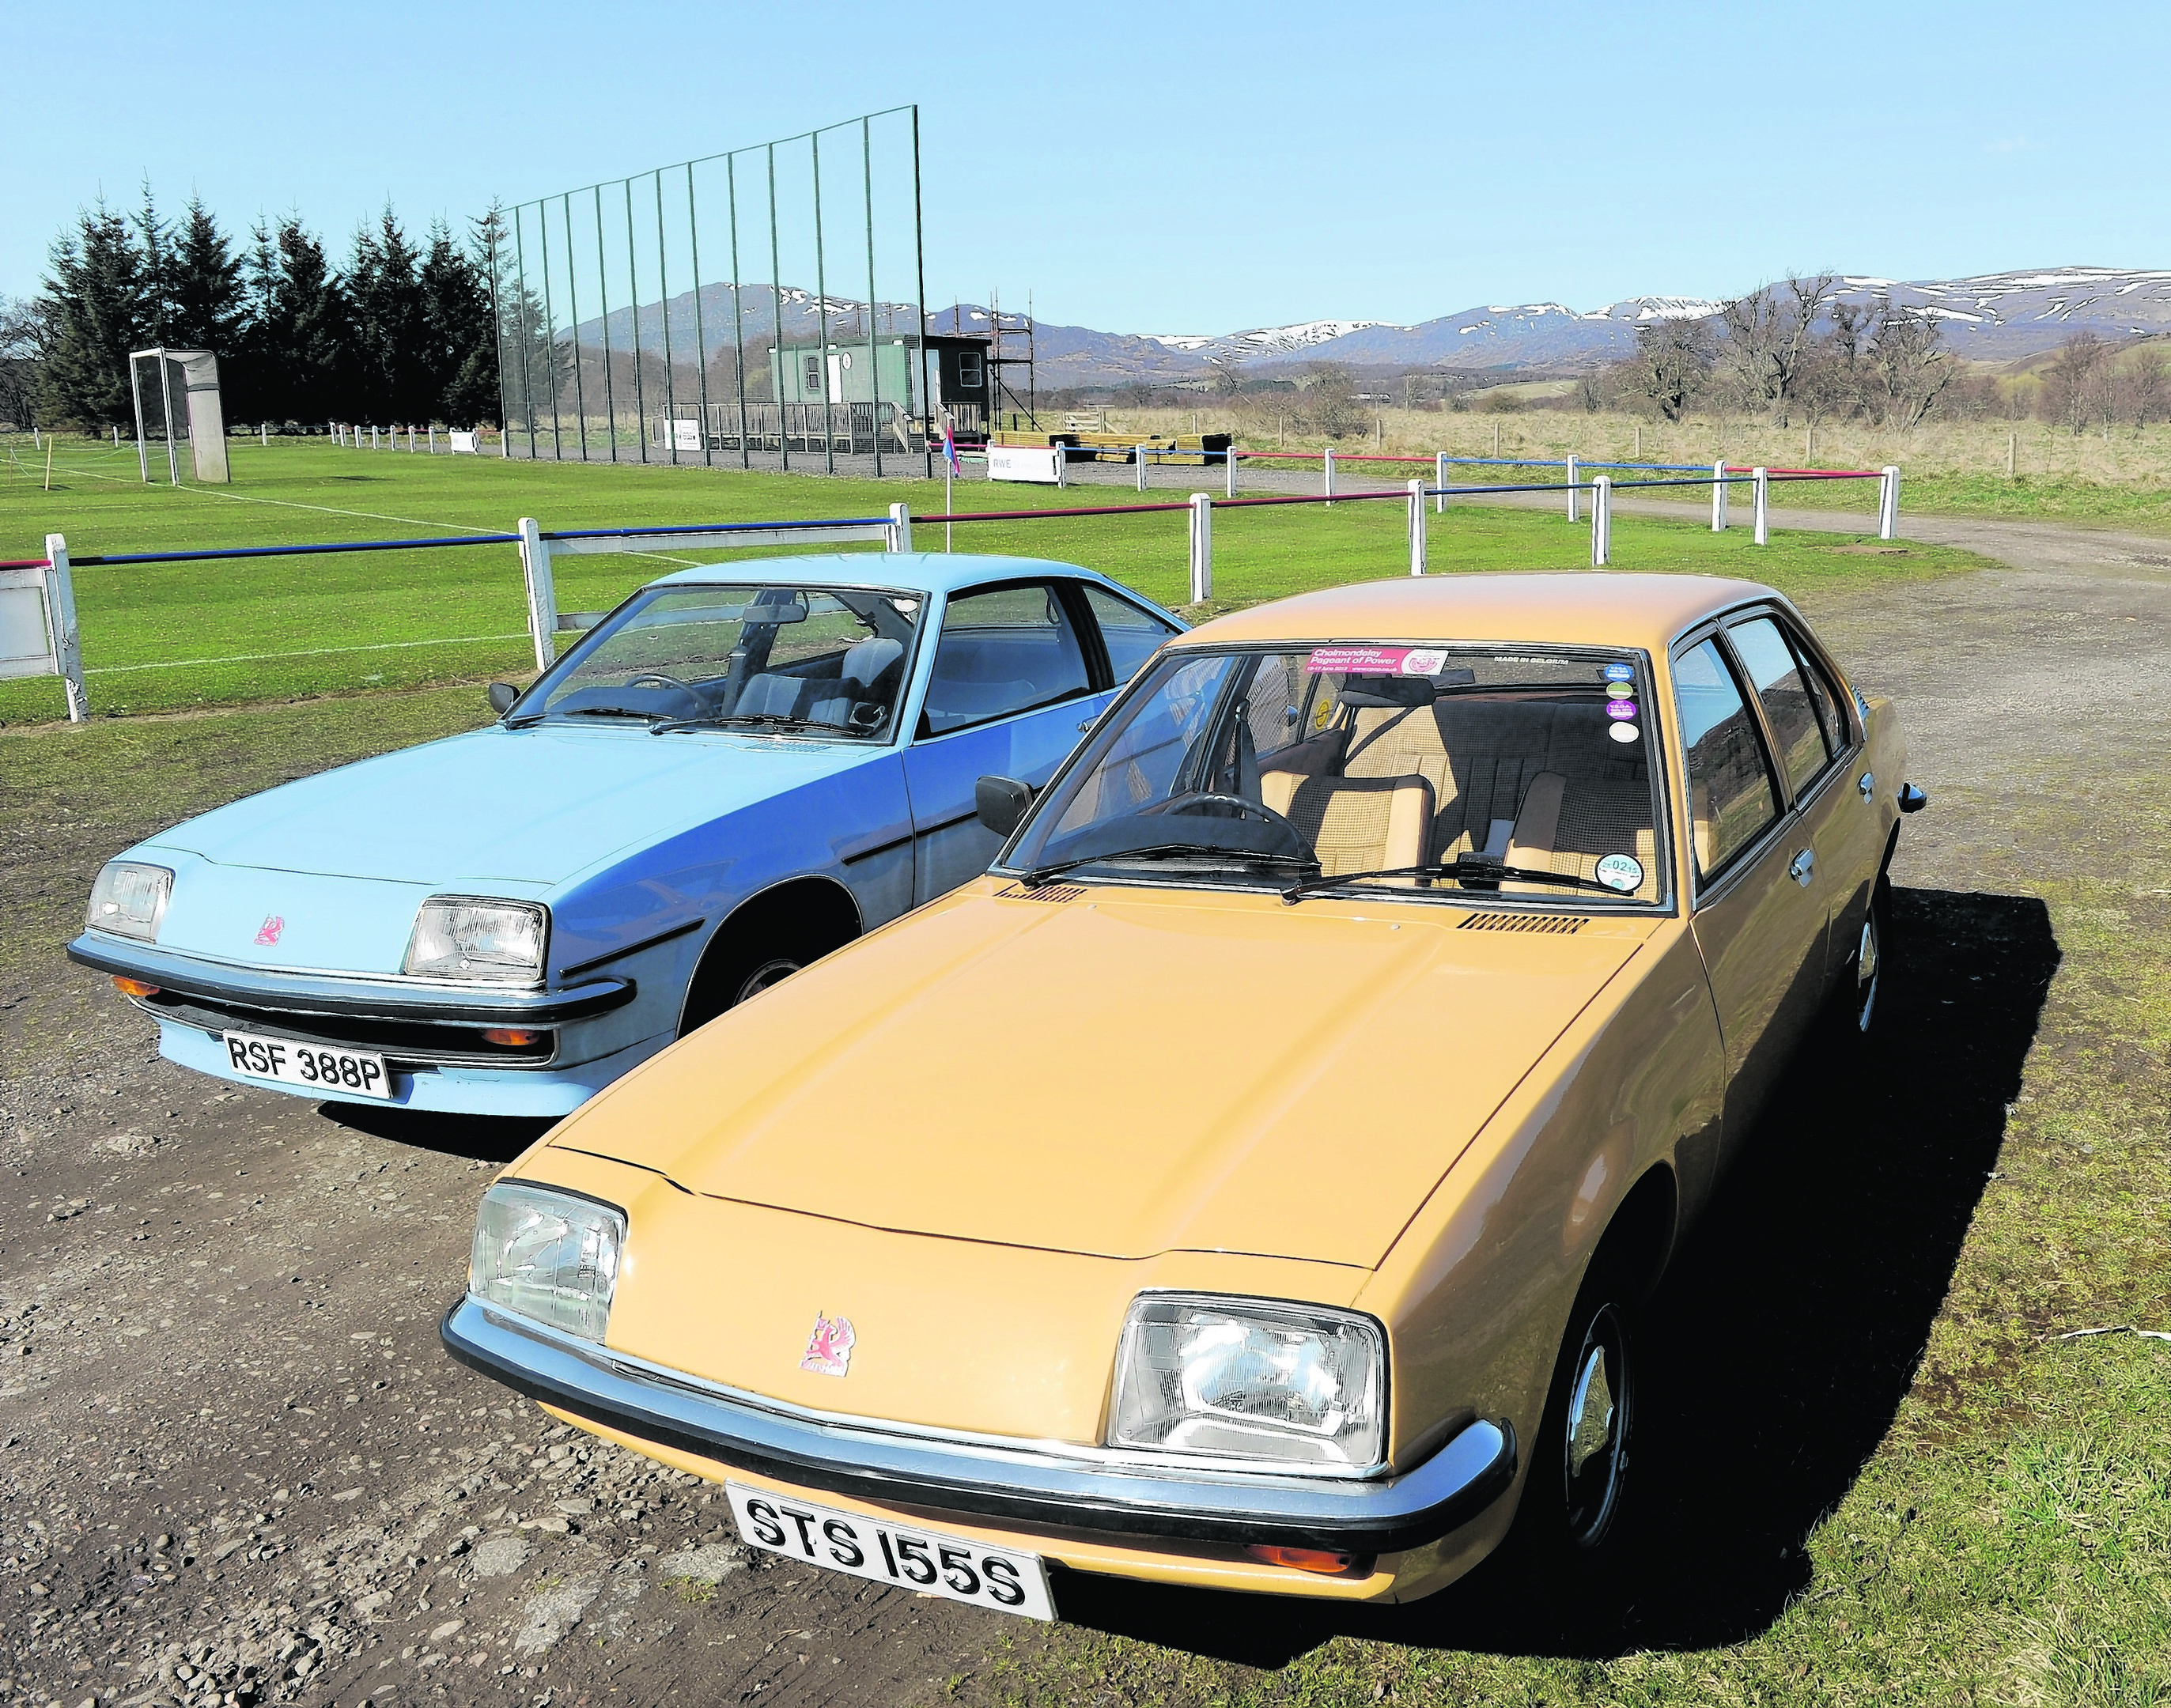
top-left (565, 269), bottom-right (2171, 392)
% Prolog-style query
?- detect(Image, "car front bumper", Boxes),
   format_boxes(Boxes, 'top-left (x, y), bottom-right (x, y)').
top-left (440, 1294), bottom-right (1517, 1555)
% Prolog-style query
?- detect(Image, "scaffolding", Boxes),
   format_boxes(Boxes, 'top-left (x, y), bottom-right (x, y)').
top-left (987, 289), bottom-right (1037, 433)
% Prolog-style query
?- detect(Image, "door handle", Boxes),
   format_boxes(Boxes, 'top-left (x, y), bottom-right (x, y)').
top-left (1789, 848), bottom-right (1816, 886)
top-left (1858, 769), bottom-right (1874, 801)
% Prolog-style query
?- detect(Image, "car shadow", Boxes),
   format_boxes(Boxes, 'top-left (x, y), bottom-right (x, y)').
top-left (1048, 886), bottom-right (2060, 1665)
top-left (315, 1100), bottom-right (556, 1164)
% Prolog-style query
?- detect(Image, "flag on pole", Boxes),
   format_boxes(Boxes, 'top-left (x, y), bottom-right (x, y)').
top-left (940, 414), bottom-right (961, 476)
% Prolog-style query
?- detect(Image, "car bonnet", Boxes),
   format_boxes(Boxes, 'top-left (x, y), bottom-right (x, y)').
top-left (545, 881), bottom-right (1659, 1269)
top-left (144, 723), bottom-right (880, 888)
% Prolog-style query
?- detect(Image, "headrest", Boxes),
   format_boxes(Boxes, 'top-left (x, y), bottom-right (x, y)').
top-left (1337, 675), bottom-right (1436, 709)
top-left (841, 637), bottom-right (906, 688)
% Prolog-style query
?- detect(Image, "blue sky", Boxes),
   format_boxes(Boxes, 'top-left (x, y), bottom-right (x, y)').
top-left (11, 0), bottom-right (2165, 334)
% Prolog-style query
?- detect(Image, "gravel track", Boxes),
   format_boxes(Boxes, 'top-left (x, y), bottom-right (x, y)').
top-left (2, 503), bottom-right (2163, 1706)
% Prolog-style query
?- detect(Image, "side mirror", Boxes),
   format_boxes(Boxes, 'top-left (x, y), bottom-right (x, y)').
top-left (488, 682), bottom-right (520, 716)
top-left (1897, 782), bottom-right (1928, 814)
top-left (975, 775), bottom-right (1034, 838)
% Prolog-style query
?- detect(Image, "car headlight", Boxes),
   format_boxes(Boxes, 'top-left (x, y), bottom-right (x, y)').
top-left (87, 861), bottom-right (174, 942)
top-left (403, 897), bottom-right (547, 983)
top-left (1108, 1294), bottom-right (1386, 1469)
top-left (471, 1182), bottom-right (624, 1341)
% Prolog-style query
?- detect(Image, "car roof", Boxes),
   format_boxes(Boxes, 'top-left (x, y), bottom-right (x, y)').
top-left (1176, 572), bottom-right (1785, 652)
top-left (645, 552), bottom-right (1108, 598)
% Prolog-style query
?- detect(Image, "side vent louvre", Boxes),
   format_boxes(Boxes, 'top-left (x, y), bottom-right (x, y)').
top-left (996, 882), bottom-right (1086, 903)
top-left (1459, 913), bottom-right (1588, 935)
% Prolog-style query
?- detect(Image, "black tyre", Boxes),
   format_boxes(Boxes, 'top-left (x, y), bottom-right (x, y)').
top-left (1516, 1256), bottom-right (1638, 1559)
top-left (679, 914), bottom-right (850, 1036)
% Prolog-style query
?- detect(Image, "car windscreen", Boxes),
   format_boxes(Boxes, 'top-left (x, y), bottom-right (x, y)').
top-left (514, 584), bottom-right (923, 738)
top-left (1004, 643), bottom-right (1666, 904)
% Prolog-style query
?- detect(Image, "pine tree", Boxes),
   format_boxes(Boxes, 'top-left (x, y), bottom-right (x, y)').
top-left (36, 202), bottom-right (148, 429)
top-left (420, 217), bottom-right (497, 426)
top-left (264, 219), bottom-right (347, 424)
top-left (233, 221), bottom-right (282, 424)
top-left (346, 208), bottom-right (426, 422)
top-left (168, 198), bottom-right (244, 353)
top-left (133, 187), bottom-right (174, 346)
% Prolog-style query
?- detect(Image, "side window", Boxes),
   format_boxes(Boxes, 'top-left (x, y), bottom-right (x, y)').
top-left (920, 582), bottom-right (1091, 738)
top-left (1079, 584), bottom-right (1181, 682)
top-left (802, 355), bottom-right (823, 392)
top-left (957, 351), bottom-right (984, 389)
top-left (1791, 631), bottom-right (1848, 756)
top-left (1674, 638), bottom-right (1779, 882)
top-left (1727, 616), bottom-right (1833, 798)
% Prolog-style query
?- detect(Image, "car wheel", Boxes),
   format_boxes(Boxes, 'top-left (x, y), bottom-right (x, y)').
top-left (1517, 1260), bottom-right (1637, 1559)
top-left (1849, 872), bottom-right (1890, 1035)
top-left (680, 920), bottom-right (831, 1035)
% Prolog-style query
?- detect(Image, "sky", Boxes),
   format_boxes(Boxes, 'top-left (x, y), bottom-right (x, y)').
top-left (10, 0), bottom-right (2169, 336)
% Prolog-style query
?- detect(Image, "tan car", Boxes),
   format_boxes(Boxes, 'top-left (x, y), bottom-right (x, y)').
top-left (444, 572), bottom-right (1924, 1619)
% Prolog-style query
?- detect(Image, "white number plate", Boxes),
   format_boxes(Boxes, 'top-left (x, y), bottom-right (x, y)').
top-left (725, 1482), bottom-right (1053, 1620)
top-left (221, 1030), bottom-right (393, 1101)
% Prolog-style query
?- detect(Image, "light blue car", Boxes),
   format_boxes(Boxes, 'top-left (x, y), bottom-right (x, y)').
top-left (70, 554), bottom-right (1185, 1117)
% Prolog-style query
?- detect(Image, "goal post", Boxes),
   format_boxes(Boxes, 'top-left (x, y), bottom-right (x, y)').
top-left (129, 348), bottom-right (230, 484)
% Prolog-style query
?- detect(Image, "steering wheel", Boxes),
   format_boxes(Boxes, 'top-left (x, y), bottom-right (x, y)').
top-left (1163, 790), bottom-right (1309, 855)
top-left (625, 671), bottom-right (710, 709)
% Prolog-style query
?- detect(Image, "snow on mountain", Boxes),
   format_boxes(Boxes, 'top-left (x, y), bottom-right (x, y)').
top-left (1144, 319), bottom-right (1398, 361)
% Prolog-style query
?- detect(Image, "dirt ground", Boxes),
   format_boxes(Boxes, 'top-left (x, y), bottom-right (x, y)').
top-left (2, 505), bottom-right (2166, 1708)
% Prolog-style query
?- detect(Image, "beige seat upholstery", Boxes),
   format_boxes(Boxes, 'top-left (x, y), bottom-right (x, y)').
top-left (1504, 771), bottom-right (1660, 901)
top-left (1262, 771), bottom-right (1434, 879)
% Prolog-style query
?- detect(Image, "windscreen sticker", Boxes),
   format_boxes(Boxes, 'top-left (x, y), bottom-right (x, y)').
top-left (1596, 853), bottom-right (1644, 892)
top-left (1306, 645), bottom-right (1450, 676)
top-left (1604, 662), bottom-right (1636, 682)
top-left (1607, 722), bottom-right (1640, 744)
top-left (1606, 700), bottom-right (1638, 720)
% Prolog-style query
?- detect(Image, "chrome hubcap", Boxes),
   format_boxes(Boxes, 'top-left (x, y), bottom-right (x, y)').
top-left (1562, 1304), bottom-right (1629, 1547)
top-left (735, 958), bottom-right (802, 1006)
top-left (1855, 913), bottom-right (1881, 1032)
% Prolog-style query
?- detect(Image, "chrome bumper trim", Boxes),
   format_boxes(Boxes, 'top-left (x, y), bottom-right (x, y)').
top-left (440, 1295), bottom-right (1515, 1552)
top-left (70, 935), bottom-right (633, 1026)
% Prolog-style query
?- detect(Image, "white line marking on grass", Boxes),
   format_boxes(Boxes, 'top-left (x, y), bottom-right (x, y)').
top-left (13, 446), bottom-right (720, 567)
top-left (87, 633), bottom-right (530, 675)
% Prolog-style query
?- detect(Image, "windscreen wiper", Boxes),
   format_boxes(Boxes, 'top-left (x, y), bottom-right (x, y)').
top-left (1021, 844), bottom-right (1321, 887)
top-left (649, 712), bottom-right (855, 737)
top-left (506, 705), bottom-right (667, 729)
top-left (1281, 855), bottom-right (1624, 905)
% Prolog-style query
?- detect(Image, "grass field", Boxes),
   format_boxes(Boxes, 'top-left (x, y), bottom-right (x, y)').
top-left (0, 437), bottom-right (1983, 724)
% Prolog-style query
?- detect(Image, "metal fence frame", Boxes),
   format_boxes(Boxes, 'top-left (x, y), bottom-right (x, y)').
top-left (494, 108), bottom-right (930, 479)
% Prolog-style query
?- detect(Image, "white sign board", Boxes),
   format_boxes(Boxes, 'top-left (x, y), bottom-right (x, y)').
top-left (986, 444), bottom-right (1065, 485)
top-left (666, 419), bottom-right (703, 452)
top-left (0, 578), bottom-right (53, 679)
top-left (449, 430), bottom-right (480, 454)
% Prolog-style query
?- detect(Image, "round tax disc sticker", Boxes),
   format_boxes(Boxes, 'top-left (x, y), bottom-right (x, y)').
top-left (1607, 721), bottom-right (1640, 743)
top-left (1611, 678), bottom-right (1636, 697)
top-left (1596, 853), bottom-right (1644, 892)
top-left (1606, 699), bottom-right (1637, 719)
top-left (1605, 663), bottom-right (1635, 682)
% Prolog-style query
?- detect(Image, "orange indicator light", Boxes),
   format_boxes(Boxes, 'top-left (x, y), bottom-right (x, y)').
top-left (1244, 1544), bottom-right (1360, 1575)
top-left (112, 977), bottom-right (161, 998)
top-left (481, 1027), bottom-right (542, 1047)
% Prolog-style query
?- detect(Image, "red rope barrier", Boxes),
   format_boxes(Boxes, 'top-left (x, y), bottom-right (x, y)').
top-left (916, 500), bottom-right (1193, 523)
top-left (0, 558), bottom-right (52, 570)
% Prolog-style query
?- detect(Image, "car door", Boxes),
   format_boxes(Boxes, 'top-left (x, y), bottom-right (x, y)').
top-left (902, 578), bottom-right (1111, 904)
top-left (1675, 630), bottom-right (1829, 1150)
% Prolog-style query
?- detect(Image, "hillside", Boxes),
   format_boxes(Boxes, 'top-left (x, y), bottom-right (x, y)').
top-left (564, 267), bottom-right (2171, 392)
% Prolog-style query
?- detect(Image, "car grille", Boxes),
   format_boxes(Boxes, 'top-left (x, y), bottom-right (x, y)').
top-left (134, 991), bottom-right (557, 1065)
top-left (1457, 913), bottom-right (1589, 935)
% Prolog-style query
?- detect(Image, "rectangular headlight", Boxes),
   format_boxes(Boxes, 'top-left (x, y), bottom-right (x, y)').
top-left (471, 1182), bottom-right (624, 1342)
top-left (1109, 1294), bottom-right (1386, 1469)
top-left (403, 897), bottom-right (547, 984)
top-left (87, 861), bottom-right (173, 942)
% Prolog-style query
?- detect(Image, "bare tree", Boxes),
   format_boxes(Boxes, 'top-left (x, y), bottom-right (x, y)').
top-left (0, 295), bottom-right (47, 429)
top-left (1614, 317), bottom-right (1714, 421)
top-left (1574, 369), bottom-right (1608, 413)
top-left (2123, 347), bottom-right (2167, 429)
top-left (1715, 274), bottom-right (1836, 425)
top-left (1866, 304), bottom-right (1954, 429)
top-left (2038, 332), bottom-right (2105, 436)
